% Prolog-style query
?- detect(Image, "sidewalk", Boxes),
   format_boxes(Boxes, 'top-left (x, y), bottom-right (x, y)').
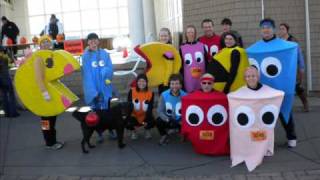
top-left (0, 97), bottom-right (320, 180)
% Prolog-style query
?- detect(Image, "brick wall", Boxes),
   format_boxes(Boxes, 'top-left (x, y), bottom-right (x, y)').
top-left (183, 0), bottom-right (320, 91)
top-left (309, 0), bottom-right (320, 90)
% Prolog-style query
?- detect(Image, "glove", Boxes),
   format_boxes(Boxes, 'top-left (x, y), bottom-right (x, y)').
top-left (42, 91), bottom-right (51, 101)
top-left (105, 79), bottom-right (111, 85)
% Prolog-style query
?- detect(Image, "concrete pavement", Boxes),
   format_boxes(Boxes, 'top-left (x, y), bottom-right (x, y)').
top-left (0, 97), bottom-right (320, 180)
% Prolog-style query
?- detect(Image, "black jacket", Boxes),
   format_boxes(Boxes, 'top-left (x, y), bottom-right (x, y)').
top-left (1, 21), bottom-right (20, 42)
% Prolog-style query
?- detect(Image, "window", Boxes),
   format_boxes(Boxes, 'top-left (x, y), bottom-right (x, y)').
top-left (27, 0), bottom-right (129, 39)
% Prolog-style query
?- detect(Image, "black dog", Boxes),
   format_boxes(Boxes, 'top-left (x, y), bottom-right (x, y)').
top-left (72, 102), bottom-right (129, 153)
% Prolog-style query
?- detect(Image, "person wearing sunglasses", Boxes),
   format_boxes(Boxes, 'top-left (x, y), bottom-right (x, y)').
top-left (200, 73), bottom-right (215, 93)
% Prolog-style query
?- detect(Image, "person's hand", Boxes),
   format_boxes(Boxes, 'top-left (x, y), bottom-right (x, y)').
top-left (105, 79), bottom-right (111, 85)
top-left (42, 91), bottom-right (51, 101)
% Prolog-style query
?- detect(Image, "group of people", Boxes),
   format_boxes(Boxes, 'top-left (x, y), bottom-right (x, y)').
top-left (1, 16), bottom-right (308, 162)
top-left (77, 17), bottom-right (306, 152)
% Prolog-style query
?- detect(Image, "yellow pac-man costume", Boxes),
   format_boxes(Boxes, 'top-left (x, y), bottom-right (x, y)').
top-left (134, 42), bottom-right (181, 87)
top-left (14, 50), bottom-right (80, 116)
top-left (208, 47), bottom-right (249, 93)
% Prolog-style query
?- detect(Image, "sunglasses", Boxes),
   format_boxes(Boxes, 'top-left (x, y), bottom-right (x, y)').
top-left (201, 81), bottom-right (212, 85)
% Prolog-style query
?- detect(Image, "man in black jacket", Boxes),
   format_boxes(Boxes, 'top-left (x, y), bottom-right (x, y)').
top-left (1, 16), bottom-right (20, 55)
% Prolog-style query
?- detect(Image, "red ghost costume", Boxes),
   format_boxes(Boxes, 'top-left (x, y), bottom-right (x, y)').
top-left (181, 90), bottom-right (230, 155)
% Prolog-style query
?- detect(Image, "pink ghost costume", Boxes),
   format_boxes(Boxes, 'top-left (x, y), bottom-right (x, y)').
top-left (227, 85), bottom-right (284, 171)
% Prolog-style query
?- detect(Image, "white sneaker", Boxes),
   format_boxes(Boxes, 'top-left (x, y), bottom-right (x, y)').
top-left (144, 130), bottom-right (152, 139)
top-left (288, 140), bottom-right (297, 148)
top-left (46, 142), bottom-right (64, 150)
top-left (131, 131), bottom-right (138, 140)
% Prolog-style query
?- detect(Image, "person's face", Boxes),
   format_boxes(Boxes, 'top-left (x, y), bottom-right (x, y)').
top-left (202, 22), bottom-right (214, 37)
top-left (222, 24), bottom-right (231, 33)
top-left (224, 35), bottom-right (236, 48)
top-left (186, 27), bottom-right (196, 42)
top-left (159, 31), bottom-right (170, 44)
top-left (137, 78), bottom-right (147, 90)
top-left (201, 80), bottom-right (213, 93)
top-left (245, 68), bottom-right (260, 89)
top-left (170, 80), bottom-right (181, 94)
top-left (261, 26), bottom-right (274, 40)
top-left (279, 25), bottom-right (288, 38)
top-left (40, 40), bottom-right (52, 50)
top-left (88, 38), bottom-right (99, 51)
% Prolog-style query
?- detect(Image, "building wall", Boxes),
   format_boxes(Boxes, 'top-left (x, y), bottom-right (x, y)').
top-left (309, 0), bottom-right (320, 90)
top-left (1, 0), bottom-right (30, 41)
top-left (183, 0), bottom-right (320, 92)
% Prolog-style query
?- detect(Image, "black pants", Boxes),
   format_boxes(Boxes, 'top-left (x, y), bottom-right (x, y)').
top-left (40, 116), bottom-right (57, 146)
top-left (126, 116), bottom-right (154, 130)
top-left (156, 117), bottom-right (181, 136)
top-left (279, 113), bottom-right (297, 140)
top-left (0, 76), bottom-right (19, 117)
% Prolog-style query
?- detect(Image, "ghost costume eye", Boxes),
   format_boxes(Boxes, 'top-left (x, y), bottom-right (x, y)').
top-left (133, 99), bottom-right (140, 111)
top-left (234, 106), bottom-right (255, 128)
top-left (210, 45), bottom-right (219, 57)
top-left (207, 105), bottom-right (228, 126)
top-left (195, 51), bottom-right (204, 63)
top-left (186, 105), bottom-right (204, 126)
top-left (204, 45), bottom-right (208, 53)
top-left (91, 61), bottom-right (98, 68)
top-left (248, 58), bottom-right (260, 72)
top-left (175, 102), bottom-right (182, 117)
top-left (165, 102), bottom-right (173, 115)
top-left (261, 57), bottom-right (282, 78)
top-left (99, 60), bottom-right (105, 67)
top-left (142, 100), bottom-right (149, 112)
top-left (260, 104), bottom-right (279, 128)
top-left (184, 53), bottom-right (193, 66)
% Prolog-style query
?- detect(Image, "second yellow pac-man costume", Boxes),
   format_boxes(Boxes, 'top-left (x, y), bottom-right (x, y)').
top-left (207, 47), bottom-right (249, 93)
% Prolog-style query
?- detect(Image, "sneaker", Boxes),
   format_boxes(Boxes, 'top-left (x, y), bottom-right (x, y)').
top-left (159, 135), bottom-right (169, 145)
top-left (108, 130), bottom-right (117, 140)
top-left (46, 142), bottom-right (64, 150)
top-left (288, 139), bottom-right (297, 148)
top-left (131, 131), bottom-right (138, 140)
top-left (144, 130), bottom-right (152, 139)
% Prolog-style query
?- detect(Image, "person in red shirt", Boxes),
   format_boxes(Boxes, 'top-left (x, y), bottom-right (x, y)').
top-left (198, 19), bottom-right (221, 62)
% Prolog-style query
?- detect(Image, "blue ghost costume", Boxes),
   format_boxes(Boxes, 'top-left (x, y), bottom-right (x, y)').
top-left (246, 38), bottom-right (298, 123)
top-left (82, 48), bottom-right (113, 110)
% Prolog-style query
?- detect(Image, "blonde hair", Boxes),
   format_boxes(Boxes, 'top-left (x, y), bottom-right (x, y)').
top-left (39, 35), bottom-right (52, 45)
top-left (159, 27), bottom-right (172, 44)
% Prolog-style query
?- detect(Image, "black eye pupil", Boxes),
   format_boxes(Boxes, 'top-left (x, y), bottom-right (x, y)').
top-left (197, 58), bottom-right (201, 62)
top-left (212, 113), bottom-right (223, 125)
top-left (186, 60), bottom-right (191, 65)
top-left (262, 112), bottom-right (274, 125)
top-left (45, 58), bottom-right (53, 68)
top-left (237, 113), bottom-right (249, 125)
top-left (178, 109), bottom-right (181, 114)
top-left (145, 100), bottom-right (149, 104)
top-left (211, 52), bottom-right (216, 56)
top-left (266, 65), bottom-right (278, 76)
top-left (189, 113), bottom-right (199, 125)
top-left (167, 109), bottom-right (172, 114)
top-left (134, 99), bottom-right (139, 103)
